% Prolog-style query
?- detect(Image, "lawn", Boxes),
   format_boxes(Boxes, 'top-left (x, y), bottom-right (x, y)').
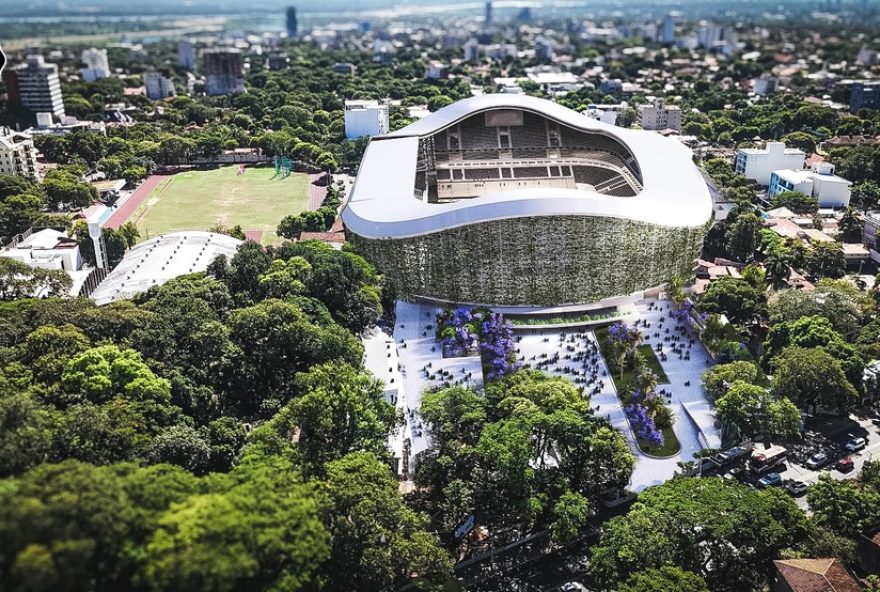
top-left (132, 166), bottom-right (310, 240)
top-left (637, 426), bottom-right (681, 457)
top-left (594, 327), bottom-right (670, 393)
top-left (593, 326), bottom-right (680, 458)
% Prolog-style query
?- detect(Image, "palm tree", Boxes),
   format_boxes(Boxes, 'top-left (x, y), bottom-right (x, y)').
top-left (764, 249), bottom-right (791, 291)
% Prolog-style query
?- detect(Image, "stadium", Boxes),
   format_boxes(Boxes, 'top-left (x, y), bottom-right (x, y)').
top-left (343, 94), bottom-right (712, 307)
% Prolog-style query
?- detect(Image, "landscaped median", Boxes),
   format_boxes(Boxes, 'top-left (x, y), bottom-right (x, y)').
top-left (595, 322), bottom-right (681, 458)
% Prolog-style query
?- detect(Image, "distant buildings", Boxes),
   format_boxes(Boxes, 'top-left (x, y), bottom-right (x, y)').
top-left (753, 75), bottom-right (779, 96)
top-left (344, 100), bottom-right (390, 139)
top-left (850, 81), bottom-right (880, 112)
top-left (768, 162), bottom-right (852, 208)
top-left (332, 62), bottom-right (357, 75)
top-left (600, 79), bottom-right (623, 96)
top-left (286, 6), bottom-right (298, 37)
top-left (425, 61), bottom-right (447, 80)
top-left (735, 141), bottom-right (806, 186)
top-left (203, 48), bottom-right (245, 96)
top-left (2, 55), bottom-right (66, 120)
top-left (80, 48), bottom-right (110, 82)
top-left (534, 38), bottom-right (555, 61)
top-left (0, 127), bottom-right (40, 181)
top-left (637, 99), bottom-right (681, 131)
top-left (464, 39), bottom-right (517, 63)
top-left (144, 69), bottom-right (176, 100)
top-left (177, 40), bottom-right (196, 70)
top-left (484, 1), bottom-right (492, 27)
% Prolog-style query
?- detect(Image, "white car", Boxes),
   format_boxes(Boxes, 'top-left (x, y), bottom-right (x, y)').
top-left (845, 437), bottom-right (866, 452)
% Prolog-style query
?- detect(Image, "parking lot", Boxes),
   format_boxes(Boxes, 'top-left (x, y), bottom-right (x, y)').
top-left (702, 413), bottom-right (880, 509)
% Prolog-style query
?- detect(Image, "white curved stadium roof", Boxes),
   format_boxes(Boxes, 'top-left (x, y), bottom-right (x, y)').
top-left (91, 231), bottom-right (242, 305)
top-left (343, 94), bottom-right (712, 239)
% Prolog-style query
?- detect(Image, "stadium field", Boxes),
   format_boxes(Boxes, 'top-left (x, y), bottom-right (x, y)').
top-left (131, 166), bottom-right (309, 241)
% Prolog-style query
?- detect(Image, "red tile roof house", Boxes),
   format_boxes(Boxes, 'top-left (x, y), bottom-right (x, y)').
top-left (772, 559), bottom-right (862, 592)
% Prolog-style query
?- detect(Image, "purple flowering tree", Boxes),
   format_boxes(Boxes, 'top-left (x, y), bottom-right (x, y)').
top-left (436, 307), bottom-right (480, 356)
top-left (479, 312), bottom-right (521, 380)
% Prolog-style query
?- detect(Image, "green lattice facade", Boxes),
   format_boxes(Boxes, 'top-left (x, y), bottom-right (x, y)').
top-left (349, 215), bottom-right (706, 306)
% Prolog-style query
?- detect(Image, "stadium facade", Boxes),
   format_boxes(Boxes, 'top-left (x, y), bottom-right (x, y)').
top-left (342, 94), bottom-right (712, 307)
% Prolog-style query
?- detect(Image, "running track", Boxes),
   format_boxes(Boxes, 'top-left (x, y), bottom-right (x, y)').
top-left (104, 175), bottom-right (166, 230)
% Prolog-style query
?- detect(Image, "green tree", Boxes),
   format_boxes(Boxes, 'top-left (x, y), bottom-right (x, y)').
top-left (619, 565), bottom-right (710, 592)
top-left (281, 362), bottom-right (398, 476)
top-left (771, 346), bottom-right (857, 413)
top-left (702, 361), bottom-right (760, 402)
top-left (724, 212), bottom-right (762, 262)
top-left (0, 257), bottom-right (73, 300)
top-left (590, 477), bottom-right (809, 592)
top-left (769, 191), bottom-right (820, 215)
top-left (144, 457), bottom-right (329, 592)
top-left (807, 475), bottom-right (880, 537)
top-left (549, 491), bottom-right (590, 546)
top-left (698, 277), bottom-right (766, 327)
top-left (322, 453), bottom-right (452, 592)
top-left (806, 242), bottom-right (846, 279)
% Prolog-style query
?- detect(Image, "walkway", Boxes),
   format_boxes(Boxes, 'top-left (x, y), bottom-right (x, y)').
top-left (104, 175), bottom-right (165, 229)
top-left (307, 173), bottom-right (328, 210)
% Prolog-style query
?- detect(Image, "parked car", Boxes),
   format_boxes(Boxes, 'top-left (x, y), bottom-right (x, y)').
top-left (785, 481), bottom-right (809, 496)
top-left (836, 457), bottom-right (855, 473)
top-left (845, 437), bottom-right (866, 452)
top-left (711, 446), bottom-right (750, 466)
top-left (559, 583), bottom-right (588, 592)
top-left (757, 472), bottom-right (782, 488)
top-left (805, 452), bottom-right (829, 470)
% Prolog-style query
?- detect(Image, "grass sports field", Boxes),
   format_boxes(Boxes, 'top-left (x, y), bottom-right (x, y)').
top-left (132, 166), bottom-right (309, 243)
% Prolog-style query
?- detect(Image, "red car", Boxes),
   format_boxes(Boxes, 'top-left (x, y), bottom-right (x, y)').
top-left (836, 457), bottom-right (855, 473)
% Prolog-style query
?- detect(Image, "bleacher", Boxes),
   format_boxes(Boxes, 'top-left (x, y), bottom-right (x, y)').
top-left (422, 111), bottom-right (642, 200)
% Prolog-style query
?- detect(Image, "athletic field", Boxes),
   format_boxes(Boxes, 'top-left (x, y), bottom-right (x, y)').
top-left (130, 166), bottom-right (309, 243)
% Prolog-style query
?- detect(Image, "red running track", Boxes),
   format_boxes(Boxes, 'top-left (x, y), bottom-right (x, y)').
top-left (104, 174), bottom-right (166, 229)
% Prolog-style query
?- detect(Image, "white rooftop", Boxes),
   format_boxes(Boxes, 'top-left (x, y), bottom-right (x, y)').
top-left (90, 232), bottom-right (242, 305)
top-left (343, 94), bottom-right (712, 239)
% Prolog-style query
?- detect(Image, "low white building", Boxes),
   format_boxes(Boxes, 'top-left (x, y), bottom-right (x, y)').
top-left (344, 100), bottom-right (390, 139)
top-left (144, 70), bottom-right (176, 100)
top-left (735, 141), bottom-right (805, 186)
top-left (81, 48), bottom-right (110, 82)
top-left (768, 162), bottom-right (852, 208)
top-left (637, 99), bottom-right (681, 131)
top-left (584, 103), bottom-right (627, 126)
top-left (2, 228), bottom-right (81, 271)
top-left (0, 127), bottom-right (41, 180)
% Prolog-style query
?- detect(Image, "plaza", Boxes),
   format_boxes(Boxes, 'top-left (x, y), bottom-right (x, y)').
top-left (365, 299), bottom-right (721, 492)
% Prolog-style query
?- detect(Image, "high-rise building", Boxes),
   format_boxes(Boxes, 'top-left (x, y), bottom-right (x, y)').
top-left (286, 6), bottom-right (298, 37)
top-left (0, 127), bottom-right (41, 181)
top-left (2, 55), bottom-right (65, 120)
top-left (177, 40), bottom-right (196, 70)
top-left (484, 1), bottom-right (492, 27)
top-left (203, 48), bottom-right (245, 96)
top-left (144, 69), bottom-right (176, 100)
top-left (637, 99), bottom-right (681, 131)
top-left (80, 48), bottom-right (110, 82)
top-left (661, 14), bottom-right (675, 44)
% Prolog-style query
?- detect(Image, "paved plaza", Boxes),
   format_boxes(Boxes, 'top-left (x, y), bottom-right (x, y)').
top-left (364, 299), bottom-right (721, 492)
